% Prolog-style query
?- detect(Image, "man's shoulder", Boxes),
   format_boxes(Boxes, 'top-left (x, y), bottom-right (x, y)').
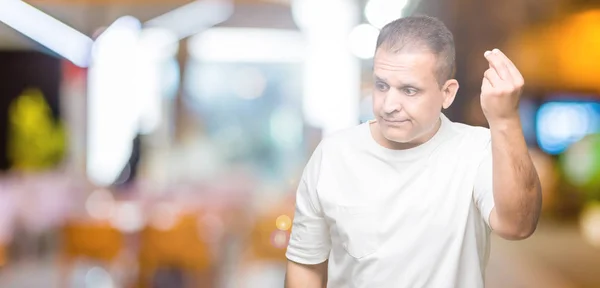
top-left (441, 120), bottom-right (492, 164)
top-left (448, 121), bottom-right (491, 143)
top-left (303, 123), bottom-right (364, 180)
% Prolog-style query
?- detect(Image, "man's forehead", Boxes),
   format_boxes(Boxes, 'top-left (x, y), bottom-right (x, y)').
top-left (373, 50), bottom-right (438, 82)
top-left (374, 49), bottom-right (437, 68)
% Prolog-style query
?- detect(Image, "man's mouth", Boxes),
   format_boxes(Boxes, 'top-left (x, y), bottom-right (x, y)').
top-left (383, 118), bottom-right (410, 123)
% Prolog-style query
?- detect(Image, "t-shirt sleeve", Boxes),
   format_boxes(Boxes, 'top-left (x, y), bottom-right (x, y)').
top-left (286, 145), bottom-right (331, 265)
top-left (473, 139), bottom-right (496, 228)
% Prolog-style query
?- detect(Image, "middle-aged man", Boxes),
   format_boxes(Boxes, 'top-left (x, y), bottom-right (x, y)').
top-left (284, 15), bottom-right (542, 288)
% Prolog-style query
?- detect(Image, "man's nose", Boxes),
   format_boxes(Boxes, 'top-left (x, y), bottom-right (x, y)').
top-left (382, 92), bottom-right (403, 114)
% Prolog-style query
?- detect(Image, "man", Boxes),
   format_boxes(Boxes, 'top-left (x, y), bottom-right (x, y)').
top-left (285, 15), bottom-right (542, 287)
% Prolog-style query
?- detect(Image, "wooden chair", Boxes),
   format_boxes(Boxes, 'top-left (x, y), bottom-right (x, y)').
top-left (234, 200), bottom-right (294, 288)
top-left (59, 220), bottom-right (125, 287)
top-left (0, 243), bottom-right (6, 268)
top-left (136, 211), bottom-right (217, 288)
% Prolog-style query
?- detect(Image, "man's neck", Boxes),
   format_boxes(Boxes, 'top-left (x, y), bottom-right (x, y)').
top-left (371, 117), bottom-right (442, 150)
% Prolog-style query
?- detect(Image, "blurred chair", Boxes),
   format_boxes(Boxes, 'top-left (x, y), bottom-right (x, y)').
top-left (59, 220), bottom-right (125, 287)
top-left (0, 244), bottom-right (6, 268)
top-left (248, 193), bottom-right (295, 263)
top-left (136, 211), bottom-right (217, 288)
top-left (236, 195), bottom-right (295, 288)
top-left (247, 213), bottom-right (290, 263)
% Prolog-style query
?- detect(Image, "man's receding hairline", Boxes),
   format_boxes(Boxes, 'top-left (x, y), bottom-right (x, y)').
top-left (374, 15), bottom-right (456, 84)
top-left (377, 41), bottom-right (437, 56)
top-left (374, 44), bottom-right (452, 86)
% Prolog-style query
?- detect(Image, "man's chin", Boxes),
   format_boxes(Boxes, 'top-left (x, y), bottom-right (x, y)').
top-left (381, 131), bottom-right (415, 144)
top-left (385, 137), bottom-right (413, 144)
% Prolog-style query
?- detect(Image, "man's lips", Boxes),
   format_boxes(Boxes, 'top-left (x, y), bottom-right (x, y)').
top-left (383, 119), bottom-right (410, 123)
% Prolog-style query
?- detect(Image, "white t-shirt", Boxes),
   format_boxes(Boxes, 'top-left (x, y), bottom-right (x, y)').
top-left (286, 113), bottom-right (495, 288)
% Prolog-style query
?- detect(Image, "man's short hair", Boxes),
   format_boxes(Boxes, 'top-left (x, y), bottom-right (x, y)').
top-left (376, 15), bottom-right (456, 86)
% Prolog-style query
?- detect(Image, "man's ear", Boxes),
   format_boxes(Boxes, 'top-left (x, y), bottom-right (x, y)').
top-left (441, 79), bottom-right (459, 109)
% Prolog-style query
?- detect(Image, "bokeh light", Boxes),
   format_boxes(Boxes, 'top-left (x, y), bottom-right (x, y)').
top-left (275, 215), bottom-right (292, 231)
top-left (232, 67), bottom-right (267, 100)
top-left (148, 202), bottom-right (180, 231)
top-left (85, 189), bottom-right (115, 220)
top-left (270, 230), bottom-right (289, 249)
top-left (348, 24), bottom-right (380, 59)
top-left (536, 101), bottom-right (600, 155)
top-left (560, 134), bottom-right (600, 196)
top-left (364, 0), bottom-right (409, 29)
top-left (580, 202), bottom-right (600, 248)
top-left (109, 201), bottom-right (144, 233)
top-left (85, 266), bottom-right (115, 288)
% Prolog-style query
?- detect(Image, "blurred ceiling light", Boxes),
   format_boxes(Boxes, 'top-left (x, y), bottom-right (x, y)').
top-left (145, 0), bottom-right (233, 40)
top-left (0, 0), bottom-right (93, 67)
top-left (88, 18), bottom-right (181, 187)
top-left (135, 28), bottom-right (178, 135)
top-left (138, 28), bottom-right (179, 60)
top-left (188, 28), bottom-right (305, 62)
top-left (87, 16), bottom-right (142, 187)
top-left (95, 15), bottom-right (141, 43)
top-left (349, 23), bottom-right (380, 59)
top-left (91, 16), bottom-right (141, 61)
top-left (364, 0), bottom-right (409, 29)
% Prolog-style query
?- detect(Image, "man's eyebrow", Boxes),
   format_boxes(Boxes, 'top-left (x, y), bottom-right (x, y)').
top-left (399, 84), bottom-right (420, 90)
top-left (373, 75), bottom-right (421, 89)
top-left (374, 75), bottom-right (387, 82)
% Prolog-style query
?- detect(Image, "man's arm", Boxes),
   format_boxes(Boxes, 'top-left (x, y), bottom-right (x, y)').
top-left (480, 48), bottom-right (542, 240)
top-left (488, 119), bottom-right (542, 240)
top-left (285, 260), bottom-right (328, 288)
top-left (285, 143), bottom-right (331, 285)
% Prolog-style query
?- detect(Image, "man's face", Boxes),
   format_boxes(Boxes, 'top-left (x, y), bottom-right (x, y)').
top-left (372, 48), bottom-right (456, 147)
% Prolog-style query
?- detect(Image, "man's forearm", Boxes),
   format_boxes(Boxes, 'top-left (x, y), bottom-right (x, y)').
top-left (285, 260), bottom-right (328, 288)
top-left (489, 117), bottom-right (542, 239)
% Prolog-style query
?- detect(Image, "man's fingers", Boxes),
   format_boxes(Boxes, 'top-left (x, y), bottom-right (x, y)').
top-left (490, 49), bottom-right (524, 86)
top-left (484, 49), bottom-right (512, 82)
top-left (482, 77), bottom-right (492, 90)
top-left (483, 68), bottom-right (501, 88)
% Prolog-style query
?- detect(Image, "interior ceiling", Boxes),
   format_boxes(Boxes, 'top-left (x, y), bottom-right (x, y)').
top-left (0, 0), bottom-right (296, 50)
top-left (0, 3), bottom-right (181, 49)
top-left (0, 0), bottom-right (580, 51)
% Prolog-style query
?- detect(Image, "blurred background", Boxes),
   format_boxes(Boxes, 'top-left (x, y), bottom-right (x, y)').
top-left (0, 0), bottom-right (599, 287)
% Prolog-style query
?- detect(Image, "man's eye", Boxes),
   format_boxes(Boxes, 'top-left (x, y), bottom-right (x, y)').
top-left (403, 88), bottom-right (418, 96)
top-left (375, 82), bottom-right (389, 92)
